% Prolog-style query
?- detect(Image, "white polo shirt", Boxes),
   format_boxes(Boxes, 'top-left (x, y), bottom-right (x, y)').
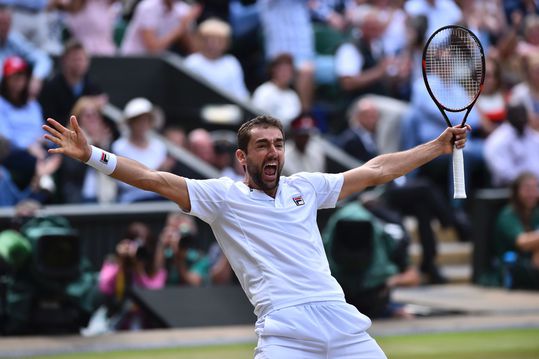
top-left (184, 172), bottom-right (346, 318)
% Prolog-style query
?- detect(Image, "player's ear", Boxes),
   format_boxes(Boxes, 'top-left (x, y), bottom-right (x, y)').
top-left (236, 149), bottom-right (246, 166)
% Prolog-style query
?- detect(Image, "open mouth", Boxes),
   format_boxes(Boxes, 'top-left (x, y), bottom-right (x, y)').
top-left (263, 163), bottom-right (277, 180)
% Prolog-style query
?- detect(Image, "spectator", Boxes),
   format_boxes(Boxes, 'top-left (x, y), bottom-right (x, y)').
top-left (0, 4), bottom-right (52, 97)
top-left (187, 127), bottom-right (216, 165)
top-left (120, 0), bottom-right (201, 56)
top-left (484, 103), bottom-right (539, 187)
top-left (494, 171), bottom-right (539, 290)
top-left (158, 212), bottom-right (211, 286)
top-left (251, 53), bottom-right (302, 128)
top-left (39, 39), bottom-right (107, 126)
top-left (334, 7), bottom-right (410, 102)
top-left (475, 55), bottom-right (509, 138)
top-left (9, 0), bottom-right (63, 55)
top-left (510, 51), bottom-right (539, 131)
top-left (98, 221), bottom-right (166, 330)
top-left (184, 18), bottom-right (249, 101)
top-left (404, 0), bottom-right (462, 38)
top-left (112, 97), bottom-right (167, 203)
top-left (458, 0), bottom-right (507, 54)
top-left (283, 113), bottom-right (326, 175)
top-left (56, 0), bottom-right (121, 56)
top-left (258, 0), bottom-right (316, 111)
top-left (323, 200), bottom-right (420, 319)
top-left (56, 96), bottom-right (118, 203)
top-left (0, 56), bottom-right (44, 152)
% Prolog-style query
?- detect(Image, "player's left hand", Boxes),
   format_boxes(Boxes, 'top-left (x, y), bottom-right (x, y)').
top-left (438, 125), bottom-right (471, 155)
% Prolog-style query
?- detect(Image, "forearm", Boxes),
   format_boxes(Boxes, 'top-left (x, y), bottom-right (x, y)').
top-left (516, 231), bottom-right (539, 252)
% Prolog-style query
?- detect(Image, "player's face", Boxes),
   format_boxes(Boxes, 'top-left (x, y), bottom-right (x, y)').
top-left (240, 126), bottom-right (284, 196)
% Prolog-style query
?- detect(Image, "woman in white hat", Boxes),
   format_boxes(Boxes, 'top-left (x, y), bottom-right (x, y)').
top-left (111, 97), bottom-right (167, 203)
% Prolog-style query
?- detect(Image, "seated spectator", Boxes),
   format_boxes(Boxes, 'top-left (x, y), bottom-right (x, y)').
top-left (322, 200), bottom-right (420, 319)
top-left (0, 5), bottom-right (52, 97)
top-left (184, 18), bottom-right (249, 101)
top-left (0, 56), bottom-right (45, 152)
top-left (39, 39), bottom-right (107, 126)
top-left (334, 6), bottom-right (410, 103)
top-left (112, 97), bottom-right (167, 203)
top-left (510, 51), bottom-right (539, 131)
top-left (56, 97), bottom-right (118, 203)
top-left (158, 212), bottom-right (211, 286)
top-left (475, 55), bottom-right (508, 138)
top-left (484, 103), bottom-right (539, 187)
top-left (283, 113), bottom-right (326, 175)
top-left (494, 172), bottom-right (539, 290)
top-left (259, 0), bottom-right (316, 111)
top-left (251, 53), bottom-right (302, 128)
top-left (120, 0), bottom-right (201, 56)
top-left (187, 127), bottom-right (216, 166)
top-left (98, 221), bottom-right (166, 331)
top-left (404, 0), bottom-right (462, 38)
top-left (55, 0), bottom-right (121, 56)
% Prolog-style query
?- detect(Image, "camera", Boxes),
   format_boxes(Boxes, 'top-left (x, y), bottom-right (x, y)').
top-left (132, 239), bottom-right (149, 260)
top-left (178, 224), bottom-right (195, 250)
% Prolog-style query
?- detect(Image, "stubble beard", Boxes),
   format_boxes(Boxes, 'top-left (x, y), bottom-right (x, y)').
top-left (246, 159), bottom-right (282, 192)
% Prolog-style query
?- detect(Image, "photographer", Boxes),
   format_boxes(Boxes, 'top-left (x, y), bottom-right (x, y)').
top-left (97, 222), bottom-right (166, 331)
top-left (158, 213), bottom-right (211, 287)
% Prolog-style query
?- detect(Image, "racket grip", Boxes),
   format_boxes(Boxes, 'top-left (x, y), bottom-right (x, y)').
top-left (452, 146), bottom-right (466, 199)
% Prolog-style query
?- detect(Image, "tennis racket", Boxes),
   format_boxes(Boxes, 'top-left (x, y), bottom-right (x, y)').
top-left (422, 25), bottom-right (485, 199)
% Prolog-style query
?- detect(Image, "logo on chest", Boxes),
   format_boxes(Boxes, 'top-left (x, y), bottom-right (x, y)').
top-left (292, 195), bottom-right (305, 206)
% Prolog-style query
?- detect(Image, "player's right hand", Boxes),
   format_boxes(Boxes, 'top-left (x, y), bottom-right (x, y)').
top-left (43, 115), bottom-right (92, 162)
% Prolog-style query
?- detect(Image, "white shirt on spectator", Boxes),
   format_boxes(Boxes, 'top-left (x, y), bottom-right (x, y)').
top-left (484, 122), bottom-right (539, 187)
top-left (251, 81), bottom-right (301, 127)
top-left (404, 0), bottom-right (462, 37)
top-left (111, 136), bottom-right (167, 202)
top-left (120, 0), bottom-right (191, 55)
top-left (184, 53), bottom-right (249, 101)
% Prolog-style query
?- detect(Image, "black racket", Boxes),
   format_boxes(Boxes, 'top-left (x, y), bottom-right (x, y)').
top-left (422, 25), bottom-right (485, 199)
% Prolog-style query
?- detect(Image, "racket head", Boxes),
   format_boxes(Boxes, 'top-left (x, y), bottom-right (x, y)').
top-left (422, 25), bottom-right (485, 117)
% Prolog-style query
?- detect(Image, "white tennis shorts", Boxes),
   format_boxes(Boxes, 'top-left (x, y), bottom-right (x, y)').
top-left (254, 301), bottom-right (387, 359)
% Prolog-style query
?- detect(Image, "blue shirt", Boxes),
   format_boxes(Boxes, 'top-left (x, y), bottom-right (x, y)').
top-left (0, 96), bottom-right (44, 148)
top-left (0, 31), bottom-right (52, 80)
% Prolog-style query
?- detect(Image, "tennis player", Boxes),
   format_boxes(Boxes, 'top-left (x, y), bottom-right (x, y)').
top-left (43, 114), bottom-right (469, 358)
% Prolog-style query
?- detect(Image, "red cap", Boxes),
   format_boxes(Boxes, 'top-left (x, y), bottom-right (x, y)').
top-left (291, 114), bottom-right (317, 134)
top-left (3, 56), bottom-right (28, 77)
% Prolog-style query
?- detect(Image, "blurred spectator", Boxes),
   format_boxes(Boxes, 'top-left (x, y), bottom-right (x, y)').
top-left (322, 200), bottom-right (420, 319)
top-left (494, 171), bottom-right (539, 290)
top-left (184, 18), bottom-right (249, 101)
top-left (458, 0), bottom-right (507, 54)
top-left (510, 51), bottom-right (539, 131)
top-left (518, 13), bottom-right (539, 57)
top-left (187, 127), bottom-right (216, 165)
top-left (9, 0), bottom-right (63, 55)
top-left (56, 96), bottom-right (119, 203)
top-left (0, 56), bottom-right (44, 151)
top-left (251, 53), bottom-right (301, 128)
top-left (283, 113), bottom-right (326, 175)
top-left (258, 0), bottom-right (315, 111)
top-left (120, 0), bottom-right (201, 55)
top-left (54, 0), bottom-right (121, 56)
top-left (158, 212), bottom-right (211, 286)
top-left (98, 221), bottom-right (166, 331)
top-left (39, 39), bottom-right (107, 126)
top-left (112, 97), bottom-right (167, 203)
top-left (475, 55), bottom-right (509, 138)
top-left (335, 6), bottom-right (410, 103)
top-left (404, 0), bottom-right (462, 38)
top-left (0, 4), bottom-right (52, 97)
top-left (484, 103), bottom-right (539, 187)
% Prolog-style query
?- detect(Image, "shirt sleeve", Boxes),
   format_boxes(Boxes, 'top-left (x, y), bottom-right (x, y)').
top-left (183, 177), bottom-right (229, 224)
top-left (295, 172), bottom-right (344, 209)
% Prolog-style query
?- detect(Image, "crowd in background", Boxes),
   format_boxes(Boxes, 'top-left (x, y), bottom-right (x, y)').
top-left (1, 0), bottom-right (539, 331)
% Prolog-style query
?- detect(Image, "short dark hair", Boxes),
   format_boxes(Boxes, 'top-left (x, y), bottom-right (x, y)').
top-left (237, 115), bottom-right (284, 152)
top-left (62, 38), bottom-right (86, 58)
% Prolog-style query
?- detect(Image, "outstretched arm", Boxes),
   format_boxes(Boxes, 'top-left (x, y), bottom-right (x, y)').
top-left (43, 116), bottom-right (191, 211)
top-left (338, 125), bottom-right (470, 200)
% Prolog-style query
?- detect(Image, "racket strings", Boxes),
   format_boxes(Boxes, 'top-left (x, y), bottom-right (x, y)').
top-left (424, 28), bottom-right (483, 111)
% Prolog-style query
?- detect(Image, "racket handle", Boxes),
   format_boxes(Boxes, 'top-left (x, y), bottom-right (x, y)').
top-left (452, 146), bottom-right (467, 199)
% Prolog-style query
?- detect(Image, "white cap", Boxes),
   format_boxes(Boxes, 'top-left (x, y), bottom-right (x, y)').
top-left (123, 97), bottom-right (153, 122)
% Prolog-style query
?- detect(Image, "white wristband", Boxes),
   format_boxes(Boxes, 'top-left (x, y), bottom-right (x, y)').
top-left (85, 145), bottom-right (117, 175)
